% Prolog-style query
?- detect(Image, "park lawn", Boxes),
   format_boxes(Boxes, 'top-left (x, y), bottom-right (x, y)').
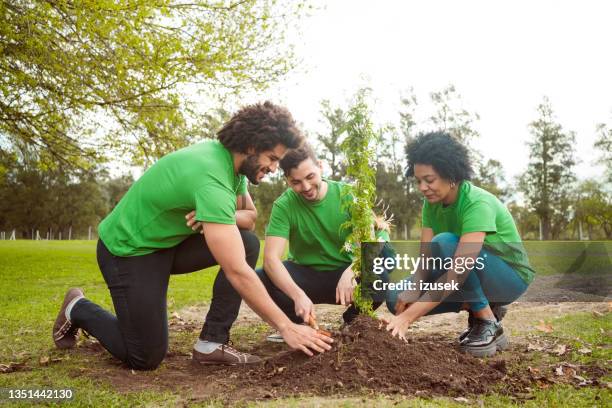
top-left (0, 240), bottom-right (610, 407)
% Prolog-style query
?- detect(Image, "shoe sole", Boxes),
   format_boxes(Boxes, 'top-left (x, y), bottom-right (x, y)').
top-left (53, 288), bottom-right (84, 349)
top-left (460, 333), bottom-right (509, 358)
top-left (193, 359), bottom-right (262, 366)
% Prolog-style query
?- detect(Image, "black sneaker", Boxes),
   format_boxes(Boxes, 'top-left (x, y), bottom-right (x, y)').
top-left (457, 311), bottom-right (475, 342)
top-left (457, 303), bottom-right (508, 343)
top-left (459, 318), bottom-right (508, 358)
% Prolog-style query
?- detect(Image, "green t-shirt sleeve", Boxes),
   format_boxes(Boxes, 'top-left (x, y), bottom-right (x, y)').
top-left (421, 201), bottom-right (432, 228)
top-left (237, 176), bottom-right (247, 196)
top-left (375, 229), bottom-right (390, 241)
top-left (266, 201), bottom-right (290, 238)
top-left (194, 182), bottom-right (236, 224)
top-left (461, 200), bottom-right (497, 234)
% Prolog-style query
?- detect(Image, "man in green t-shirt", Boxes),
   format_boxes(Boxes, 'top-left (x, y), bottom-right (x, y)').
top-left (187, 144), bottom-right (390, 341)
top-left (52, 102), bottom-right (333, 369)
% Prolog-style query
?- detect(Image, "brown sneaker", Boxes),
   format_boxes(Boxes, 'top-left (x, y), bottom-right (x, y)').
top-left (52, 288), bottom-right (84, 349)
top-left (192, 344), bottom-right (262, 365)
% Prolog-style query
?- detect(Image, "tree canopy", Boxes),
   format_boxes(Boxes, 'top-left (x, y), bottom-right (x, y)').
top-left (0, 0), bottom-right (306, 167)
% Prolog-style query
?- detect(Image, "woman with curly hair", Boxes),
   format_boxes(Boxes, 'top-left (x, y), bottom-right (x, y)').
top-left (385, 131), bottom-right (535, 357)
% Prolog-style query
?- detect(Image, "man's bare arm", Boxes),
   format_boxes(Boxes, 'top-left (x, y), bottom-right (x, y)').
top-left (201, 223), bottom-right (332, 355)
top-left (235, 192), bottom-right (257, 231)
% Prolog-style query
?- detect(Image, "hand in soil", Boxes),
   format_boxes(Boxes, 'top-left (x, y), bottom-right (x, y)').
top-left (385, 310), bottom-right (415, 341)
top-left (280, 322), bottom-right (333, 356)
top-left (293, 292), bottom-right (315, 323)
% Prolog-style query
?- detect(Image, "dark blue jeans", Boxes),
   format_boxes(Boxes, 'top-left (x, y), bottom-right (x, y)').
top-left (386, 232), bottom-right (529, 315)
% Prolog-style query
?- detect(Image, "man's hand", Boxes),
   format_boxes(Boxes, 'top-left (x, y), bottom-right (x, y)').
top-left (280, 322), bottom-right (333, 356)
top-left (185, 210), bottom-right (204, 235)
top-left (336, 266), bottom-right (356, 306)
top-left (293, 292), bottom-right (315, 323)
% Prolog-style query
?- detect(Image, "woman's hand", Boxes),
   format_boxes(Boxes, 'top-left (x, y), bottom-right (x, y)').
top-left (386, 309), bottom-right (417, 340)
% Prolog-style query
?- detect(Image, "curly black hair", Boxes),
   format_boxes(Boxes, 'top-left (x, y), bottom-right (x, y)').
top-left (279, 143), bottom-right (317, 176)
top-left (217, 101), bottom-right (304, 154)
top-left (405, 131), bottom-right (473, 182)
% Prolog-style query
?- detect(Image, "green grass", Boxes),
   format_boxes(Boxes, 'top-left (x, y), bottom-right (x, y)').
top-left (0, 240), bottom-right (610, 407)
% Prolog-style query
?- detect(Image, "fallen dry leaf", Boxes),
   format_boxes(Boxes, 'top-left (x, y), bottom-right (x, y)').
top-left (592, 310), bottom-right (604, 318)
top-left (555, 366), bottom-right (564, 376)
top-left (527, 343), bottom-right (544, 352)
top-left (552, 344), bottom-right (567, 356)
top-left (39, 356), bottom-right (50, 366)
top-left (577, 347), bottom-right (592, 354)
top-left (528, 366), bottom-right (541, 375)
top-left (535, 320), bottom-right (553, 333)
top-left (453, 397), bottom-right (469, 403)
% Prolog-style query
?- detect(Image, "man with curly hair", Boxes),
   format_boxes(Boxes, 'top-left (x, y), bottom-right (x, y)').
top-left (52, 102), bottom-right (333, 369)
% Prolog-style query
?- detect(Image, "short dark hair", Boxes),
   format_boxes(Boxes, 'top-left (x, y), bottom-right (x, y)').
top-left (405, 131), bottom-right (473, 183)
top-left (217, 101), bottom-right (303, 153)
top-left (279, 143), bottom-right (317, 176)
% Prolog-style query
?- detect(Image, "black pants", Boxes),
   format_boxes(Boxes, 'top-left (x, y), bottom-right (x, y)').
top-left (255, 261), bottom-right (384, 325)
top-left (71, 231), bottom-right (260, 370)
top-left (255, 261), bottom-right (369, 324)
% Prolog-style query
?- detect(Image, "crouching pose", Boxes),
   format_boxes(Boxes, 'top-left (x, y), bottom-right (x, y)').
top-left (385, 132), bottom-right (535, 357)
top-left (52, 102), bottom-right (332, 370)
top-left (188, 144), bottom-right (392, 341)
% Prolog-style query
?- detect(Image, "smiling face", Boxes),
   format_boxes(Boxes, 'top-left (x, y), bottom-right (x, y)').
top-left (413, 163), bottom-right (456, 204)
top-left (240, 144), bottom-right (286, 185)
top-left (286, 158), bottom-right (326, 201)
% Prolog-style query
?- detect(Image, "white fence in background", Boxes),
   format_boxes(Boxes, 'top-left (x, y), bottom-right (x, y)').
top-left (0, 227), bottom-right (96, 240)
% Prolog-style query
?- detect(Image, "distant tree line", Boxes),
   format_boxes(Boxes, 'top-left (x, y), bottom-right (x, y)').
top-left (1, 87), bottom-right (610, 240)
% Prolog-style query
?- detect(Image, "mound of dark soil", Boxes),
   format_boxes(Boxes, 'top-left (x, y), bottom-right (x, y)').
top-left (235, 315), bottom-right (506, 397)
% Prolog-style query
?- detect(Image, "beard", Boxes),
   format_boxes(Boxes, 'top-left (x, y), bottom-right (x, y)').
top-left (239, 154), bottom-right (263, 185)
top-left (302, 181), bottom-right (322, 201)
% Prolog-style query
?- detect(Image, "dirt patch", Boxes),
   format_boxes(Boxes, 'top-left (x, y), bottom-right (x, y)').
top-left (61, 313), bottom-right (609, 405)
top-left (223, 316), bottom-right (505, 398)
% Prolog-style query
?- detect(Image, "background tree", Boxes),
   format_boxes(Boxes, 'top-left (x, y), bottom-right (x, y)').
top-left (429, 84), bottom-right (480, 144)
top-left (594, 120), bottom-right (612, 185)
top-left (249, 173), bottom-right (287, 237)
top-left (507, 201), bottom-right (540, 240)
top-left (0, 0), bottom-right (307, 168)
top-left (397, 90), bottom-right (422, 237)
top-left (475, 159), bottom-right (509, 202)
top-left (316, 100), bottom-right (347, 180)
top-left (0, 153), bottom-right (108, 239)
top-left (573, 179), bottom-right (612, 239)
top-left (519, 97), bottom-right (576, 240)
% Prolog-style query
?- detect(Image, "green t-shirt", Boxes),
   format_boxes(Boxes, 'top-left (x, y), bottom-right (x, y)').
top-left (266, 180), bottom-right (351, 271)
top-left (422, 181), bottom-right (535, 284)
top-left (266, 180), bottom-right (390, 271)
top-left (99, 140), bottom-right (247, 256)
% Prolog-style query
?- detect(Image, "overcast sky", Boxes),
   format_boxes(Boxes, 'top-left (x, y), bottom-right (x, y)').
top-left (242, 0), bottom-right (612, 183)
